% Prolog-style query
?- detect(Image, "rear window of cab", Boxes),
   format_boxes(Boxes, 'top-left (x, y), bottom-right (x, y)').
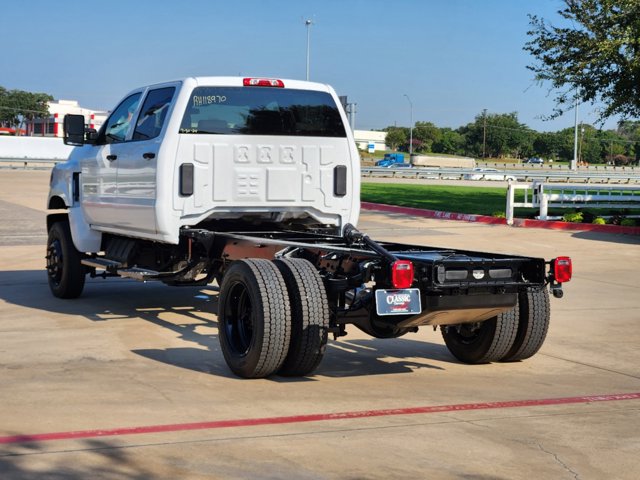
top-left (179, 87), bottom-right (346, 137)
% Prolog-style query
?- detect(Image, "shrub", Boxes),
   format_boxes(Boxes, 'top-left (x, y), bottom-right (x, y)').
top-left (492, 211), bottom-right (506, 218)
top-left (613, 154), bottom-right (631, 166)
top-left (620, 218), bottom-right (636, 227)
top-left (563, 211), bottom-right (584, 223)
top-left (592, 217), bottom-right (606, 225)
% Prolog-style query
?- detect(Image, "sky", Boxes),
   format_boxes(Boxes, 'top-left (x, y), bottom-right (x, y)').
top-left (0, 0), bottom-right (622, 132)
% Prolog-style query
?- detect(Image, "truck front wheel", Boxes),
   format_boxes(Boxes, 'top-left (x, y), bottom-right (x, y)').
top-left (46, 220), bottom-right (85, 299)
top-left (441, 308), bottom-right (518, 364)
top-left (218, 259), bottom-right (291, 378)
top-left (274, 259), bottom-right (329, 376)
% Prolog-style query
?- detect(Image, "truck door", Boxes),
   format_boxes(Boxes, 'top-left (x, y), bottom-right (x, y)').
top-left (81, 92), bottom-right (142, 228)
top-left (115, 86), bottom-right (176, 234)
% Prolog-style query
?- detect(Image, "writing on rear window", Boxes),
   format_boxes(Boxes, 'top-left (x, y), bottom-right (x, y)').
top-left (193, 95), bottom-right (227, 107)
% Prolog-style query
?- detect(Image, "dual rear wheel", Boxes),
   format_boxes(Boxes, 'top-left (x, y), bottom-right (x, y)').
top-left (217, 258), bottom-right (329, 378)
top-left (441, 288), bottom-right (550, 364)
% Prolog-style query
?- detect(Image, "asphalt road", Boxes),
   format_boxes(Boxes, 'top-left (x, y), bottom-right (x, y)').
top-left (1, 170), bottom-right (639, 479)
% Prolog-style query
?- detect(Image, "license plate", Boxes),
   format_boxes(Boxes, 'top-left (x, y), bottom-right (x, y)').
top-left (375, 288), bottom-right (422, 316)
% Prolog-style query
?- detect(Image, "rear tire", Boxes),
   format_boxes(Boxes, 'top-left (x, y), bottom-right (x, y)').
top-left (218, 259), bottom-right (291, 378)
top-left (46, 220), bottom-right (85, 299)
top-left (274, 259), bottom-right (329, 376)
top-left (441, 308), bottom-right (518, 364)
top-left (501, 288), bottom-right (550, 362)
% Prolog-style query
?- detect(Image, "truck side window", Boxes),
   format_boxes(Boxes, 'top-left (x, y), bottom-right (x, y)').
top-left (133, 87), bottom-right (175, 141)
top-left (103, 93), bottom-right (142, 144)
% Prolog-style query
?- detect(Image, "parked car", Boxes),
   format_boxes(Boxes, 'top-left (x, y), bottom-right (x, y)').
top-left (524, 157), bottom-right (544, 165)
top-left (463, 168), bottom-right (516, 181)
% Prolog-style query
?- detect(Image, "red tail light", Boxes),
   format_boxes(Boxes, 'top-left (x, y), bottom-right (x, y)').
top-left (392, 260), bottom-right (414, 289)
top-left (553, 256), bottom-right (572, 283)
top-left (243, 78), bottom-right (285, 88)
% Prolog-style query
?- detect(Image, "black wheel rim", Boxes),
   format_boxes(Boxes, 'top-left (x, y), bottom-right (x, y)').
top-left (46, 239), bottom-right (63, 286)
top-left (224, 282), bottom-right (254, 356)
top-left (449, 322), bottom-right (483, 345)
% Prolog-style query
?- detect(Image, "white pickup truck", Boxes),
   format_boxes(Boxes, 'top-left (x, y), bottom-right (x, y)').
top-left (46, 76), bottom-right (572, 378)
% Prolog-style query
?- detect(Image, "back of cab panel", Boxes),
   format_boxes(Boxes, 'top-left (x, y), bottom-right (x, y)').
top-left (164, 78), bottom-right (360, 237)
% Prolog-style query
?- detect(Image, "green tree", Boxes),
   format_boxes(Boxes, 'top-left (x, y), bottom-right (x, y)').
top-left (0, 86), bottom-right (12, 126)
top-left (597, 129), bottom-right (628, 163)
top-left (0, 87), bottom-right (52, 132)
top-left (383, 126), bottom-right (408, 151)
top-left (525, 0), bottom-right (640, 121)
top-left (533, 131), bottom-right (564, 160)
top-left (460, 112), bottom-right (533, 158)
top-left (552, 125), bottom-right (624, 164)
top-left (617, 120), bottom-right (640, 161)
top-left (578, 125), bottom-right (603, 164)
top-left (432, 128), bottom-right (464, 154)
top-left (412, 121), bottom-right (441, 153)
top-left (555, 128), bottom-right (575, 161)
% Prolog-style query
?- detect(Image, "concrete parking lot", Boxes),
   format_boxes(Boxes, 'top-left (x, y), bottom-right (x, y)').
top-left (1, 169), bottom-right (639, 479)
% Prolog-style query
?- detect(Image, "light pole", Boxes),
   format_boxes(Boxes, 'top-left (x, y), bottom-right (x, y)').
top-left (305, 19), bottom-right (313, 81)
top-left (347, 102), bottom-right (357, 131)
top-left (578, 124), bottom-right (585, 164)
top-left (482, 108), bottom-right (488, 159)
top-left (572, 89), bottom-right (579, 170)
top-left (403, 94), bottom-right (413, 156)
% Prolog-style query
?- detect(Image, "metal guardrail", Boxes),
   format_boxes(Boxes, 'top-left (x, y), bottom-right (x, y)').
top-left (506, 182), bottom-right (640, 224)
top-left (361, 166), bottom-right (640, 184)
top-left (3, 158), bottom-right (640, 185)
top-left (476, 161), bottom-right (638, 173)
top-left (0, 157), bottom-right (62, 169)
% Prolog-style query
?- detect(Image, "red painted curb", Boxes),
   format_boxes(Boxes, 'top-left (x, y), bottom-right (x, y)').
top-left (361, 202), bottom-right (640, 235)
top-left (361, 202), bottom-right (506, 225)
top-left (1, 392), bottom-right (639, 445)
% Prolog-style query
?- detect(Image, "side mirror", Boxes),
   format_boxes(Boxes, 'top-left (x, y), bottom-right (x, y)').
top-left (63, 114), bottom-right (86, 146)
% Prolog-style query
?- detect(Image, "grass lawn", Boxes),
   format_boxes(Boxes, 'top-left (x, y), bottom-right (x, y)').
top-left (361, 183), bottom-right (513, 216)
top-left (360, 182), bottom-right (631, 221)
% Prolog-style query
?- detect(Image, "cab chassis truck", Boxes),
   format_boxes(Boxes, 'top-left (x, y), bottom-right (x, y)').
top-left (46, 77), bottom-right (572, 378)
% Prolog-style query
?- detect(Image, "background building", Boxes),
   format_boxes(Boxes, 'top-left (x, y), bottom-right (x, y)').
top-left (353, 130), bottom-right (387, 152)
top-left (27, 100), bottom-right (107, 137)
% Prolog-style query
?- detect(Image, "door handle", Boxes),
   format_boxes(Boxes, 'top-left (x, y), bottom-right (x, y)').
top-left (143, 152), bottom-right (156, 159)
top-left (106, 154), bottom-right (117, 161)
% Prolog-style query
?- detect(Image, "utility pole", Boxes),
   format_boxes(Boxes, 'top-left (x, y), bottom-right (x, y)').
top-left (572, 90), bottom-right (579, 170)
top-left (578, 124), bottom-right (585, 164)
top-left (609, 140), bottom-right (613, 164)
top-left (305, 19), bottom-right (313, 81)
top-left (403, 94), bottom-right (413, 156)
top-left (482, 108), bottom-right (488, 158)
top-left (346, 102), bottom-right (357, 131)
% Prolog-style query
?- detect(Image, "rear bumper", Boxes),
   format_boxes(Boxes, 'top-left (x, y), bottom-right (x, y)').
top-left (397, 293), bottom-right (518, 327)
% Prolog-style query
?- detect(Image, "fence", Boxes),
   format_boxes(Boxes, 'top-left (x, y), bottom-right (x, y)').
top-left (506, 182), bottom-right (640, 225)
top-left (0, 157), bottom-right (61, 169)
top-left (361, 167), bottom-right (640, 184)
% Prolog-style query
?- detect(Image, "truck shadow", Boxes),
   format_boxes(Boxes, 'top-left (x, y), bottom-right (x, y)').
top-left (571, 230), bottom-right (640, 244)
top-left (0, 270), bottom-right (452, 379)
top-left (0, 438), bottom-right (159, 479)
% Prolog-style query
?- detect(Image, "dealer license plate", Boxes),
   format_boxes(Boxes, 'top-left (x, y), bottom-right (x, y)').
top-left (375, 288), bottom-right (422, 316)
